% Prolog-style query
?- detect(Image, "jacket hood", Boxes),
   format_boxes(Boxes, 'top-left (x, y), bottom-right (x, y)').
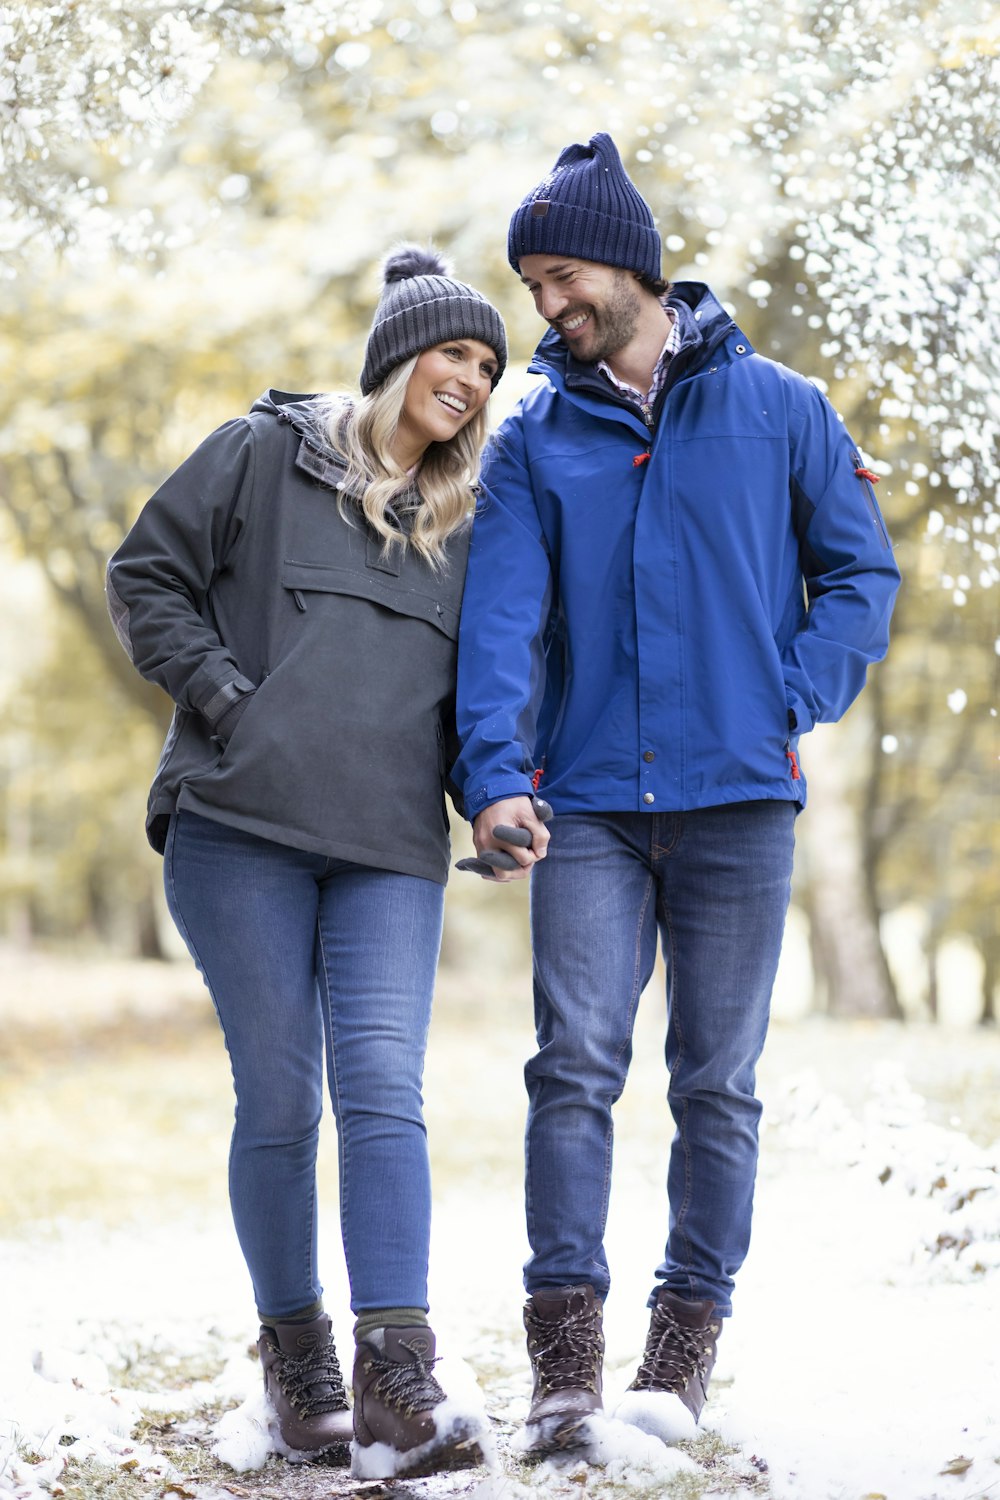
top-left (249, 389), bottom-right (427, 512)
top-left (249, 389), bottom-right (360, 493)
top-left (250, 388), bottom-right (339, 432)
top-left (527, 281), bottom-right (740, 381)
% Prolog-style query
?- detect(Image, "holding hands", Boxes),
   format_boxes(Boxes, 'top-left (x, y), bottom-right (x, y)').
top-left (457, 795), bottom-right (553, 880)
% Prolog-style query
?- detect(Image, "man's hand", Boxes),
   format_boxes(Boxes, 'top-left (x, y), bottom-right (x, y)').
top-left (456, 795), bottom-right (553, 881)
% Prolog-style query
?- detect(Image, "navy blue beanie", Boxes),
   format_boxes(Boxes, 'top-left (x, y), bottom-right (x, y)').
top-left (507, 132), bottom-right (661, 280)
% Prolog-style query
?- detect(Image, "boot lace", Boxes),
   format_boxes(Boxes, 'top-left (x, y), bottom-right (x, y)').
top-left (366, 1348), bottom-right (447, 1419)
top-left (274, 1339), bottom-right (348, 1417)
top-left (525, 1302), bottom-right (603, 1395)
top-left (631, 1304), bottom-right (716, 1394)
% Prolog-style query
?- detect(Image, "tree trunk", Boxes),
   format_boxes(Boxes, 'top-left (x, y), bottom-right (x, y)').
top-left (980, 934), bottom-right (998, 1027)
top-left (3, 733), bottom-right (34, 947)
top-left (925, 928), bottom-right (941, 1022)
top-left (797, 721), bottom-right (903, 1019)
top-left (136, 880), bottom-right (167, 961)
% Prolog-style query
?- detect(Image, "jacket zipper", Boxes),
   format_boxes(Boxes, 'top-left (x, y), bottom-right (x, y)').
top-left (851, 453), bottom-right (891, 549)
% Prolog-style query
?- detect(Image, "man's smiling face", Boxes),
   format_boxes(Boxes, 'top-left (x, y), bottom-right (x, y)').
top-left (518, 255), bottom-right (643, 364)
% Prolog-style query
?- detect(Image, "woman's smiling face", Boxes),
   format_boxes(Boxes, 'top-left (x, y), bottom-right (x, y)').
top-left (392, 339), bottom-right (498, 467)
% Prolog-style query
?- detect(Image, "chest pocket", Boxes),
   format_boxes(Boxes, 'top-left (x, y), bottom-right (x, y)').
top-left (281, 557), bottom-right (461, 639)
top-left (281, 456), bottom-right (470, 637)
top-left (366, 534), bottom-right (402, 576)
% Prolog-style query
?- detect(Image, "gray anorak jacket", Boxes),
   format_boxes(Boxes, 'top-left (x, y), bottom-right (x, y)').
top-left (106, 390), bottom-right (470, 884)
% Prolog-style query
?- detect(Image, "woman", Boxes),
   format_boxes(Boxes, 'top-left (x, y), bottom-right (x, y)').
top-left (106, 248), bottom-right (506, 1479)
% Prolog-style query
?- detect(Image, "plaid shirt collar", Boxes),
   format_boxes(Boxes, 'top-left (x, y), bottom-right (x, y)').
top-left (597, 300), bottom-right (680, 407)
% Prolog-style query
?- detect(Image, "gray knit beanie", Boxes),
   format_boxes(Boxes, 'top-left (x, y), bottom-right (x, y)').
top-left (360, 245), bottom-right (507, 395)
top-left (507, 132), bottom-right (661, 280)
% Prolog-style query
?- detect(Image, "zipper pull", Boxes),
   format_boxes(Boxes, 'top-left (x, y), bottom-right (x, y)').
top-left (633, 451), bottom-right (651, 468)
top-left (851, 449), bottom-right (880, 484)
top-left (785, 741), bottom-right (801, 781)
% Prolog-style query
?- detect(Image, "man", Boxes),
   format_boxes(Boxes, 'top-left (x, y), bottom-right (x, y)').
top-left (452, 132), bottom-right (900, 1454)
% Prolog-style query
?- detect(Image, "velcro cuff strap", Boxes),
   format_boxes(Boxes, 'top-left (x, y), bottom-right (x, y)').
top-left (201, 677), bottom-right (255, 726)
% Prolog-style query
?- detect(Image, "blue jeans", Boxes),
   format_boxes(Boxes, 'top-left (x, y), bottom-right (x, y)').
top-left (525, 802), bottom-right (796, 1317)
top-left (164, 811), bottom-right (444, 1319)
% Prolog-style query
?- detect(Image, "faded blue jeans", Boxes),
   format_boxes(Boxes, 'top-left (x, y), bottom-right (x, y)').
top-left (164, 810), bottom-right (444, 1319)
top-left (525, 801), bottom-right (796, 1317)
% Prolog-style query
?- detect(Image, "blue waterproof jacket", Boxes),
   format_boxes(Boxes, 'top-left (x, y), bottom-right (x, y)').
top-left (453, 282), bottom-right (900, 818)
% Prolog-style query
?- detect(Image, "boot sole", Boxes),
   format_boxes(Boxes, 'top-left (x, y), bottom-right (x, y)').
top-left (522, 1414), bottom-right (592, 1460)
top-left (352, 1429), bottom-right (486, 1480)
top-left (274, 1437), bottom-right (352, 1468)
top-left (299, 1440), bottom-right (352, 1468)
top-left (394, 1433), bottom-right (485, 1479)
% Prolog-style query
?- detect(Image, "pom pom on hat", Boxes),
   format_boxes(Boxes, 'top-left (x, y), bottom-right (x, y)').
top-left (380, 244), bottom-right (452, 282)
top-left (360, 241), bottom-right (507, 395)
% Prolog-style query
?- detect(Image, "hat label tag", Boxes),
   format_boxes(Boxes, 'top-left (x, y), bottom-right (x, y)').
top-left (531, 200), bottom-right (550, 217)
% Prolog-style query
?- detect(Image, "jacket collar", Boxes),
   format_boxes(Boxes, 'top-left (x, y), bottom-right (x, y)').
top-left (293, 441), bottom-right (423, 527)
top-left (248, 390), bottom-right (412, 507)
top-left (526, 281), bottom-right (742, 398)
top-left (293, 436), bottom-right (360, 495)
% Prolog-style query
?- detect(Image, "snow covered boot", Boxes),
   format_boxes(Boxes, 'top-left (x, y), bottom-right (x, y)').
top-left (614, 1289), bottom-right (722, 1443)
top-left (522, 1284), bottom-right (605, 1456)
top-left (351, 1325), bottom-right (486, 1479)
top-left (258, 1313), bottom-right (352, 1463)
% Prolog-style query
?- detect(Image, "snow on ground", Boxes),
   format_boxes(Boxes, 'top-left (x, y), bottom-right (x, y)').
top-left (2, 957), bottom-right (999, 1500)
top-left (717, 1066), bottom-right (1000, 1500)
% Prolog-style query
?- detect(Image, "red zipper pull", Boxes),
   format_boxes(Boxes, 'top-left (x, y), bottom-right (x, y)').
top-left (785, 742), bottom-right (801, 781)
top-left (854, 465), bottom-right (880, 483)
top-left (531, 766), bottom-right (544, 791)
top-left (633, 451), bottom-right (651, 467)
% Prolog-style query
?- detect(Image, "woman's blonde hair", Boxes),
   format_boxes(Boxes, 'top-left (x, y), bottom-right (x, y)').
top-left (310, 358), bottom-right (489, 568)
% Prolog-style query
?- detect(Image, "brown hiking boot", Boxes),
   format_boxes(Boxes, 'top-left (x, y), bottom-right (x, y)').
top-left (522, 1284), bottom-right (605, 1455)
top-left (258, 1313), bottom-right (352, 1462)
top-left (614, 1289), bottom-right (722, 1443)
top-left (351, 1325), bottom-right (486, 1479)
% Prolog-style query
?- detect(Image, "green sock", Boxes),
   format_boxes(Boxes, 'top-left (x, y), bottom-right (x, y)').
top-left (257, 1298), bottom-right (324, 1329)
top-left (354, 1306), bottom-right (428, 1343)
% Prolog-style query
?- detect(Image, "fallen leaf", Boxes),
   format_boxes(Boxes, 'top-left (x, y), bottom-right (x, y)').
top-left (940, 1456), bottom-right (974, 1476)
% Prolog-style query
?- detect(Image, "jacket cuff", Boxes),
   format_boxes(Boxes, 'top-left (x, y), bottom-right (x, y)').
top-left (213, 690), bottom-right (255, 746)
top-left (199, 675), bottom-right (258, 729)
top-left (785, 688), bottom-right (813, 737)
top-left (465, 775), bottom-right (536, 818)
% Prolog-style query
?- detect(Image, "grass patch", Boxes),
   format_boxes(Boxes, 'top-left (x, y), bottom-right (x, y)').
top-left (108, 1337), bottom-right (251, 1394)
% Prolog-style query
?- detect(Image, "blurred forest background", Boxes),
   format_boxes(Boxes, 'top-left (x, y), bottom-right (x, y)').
top-left (0, 0), bottom-right (996, 1025)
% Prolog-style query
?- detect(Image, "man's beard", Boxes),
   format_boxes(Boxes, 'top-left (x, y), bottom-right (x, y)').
top-left (555, 271), bottom-right (642, 364)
